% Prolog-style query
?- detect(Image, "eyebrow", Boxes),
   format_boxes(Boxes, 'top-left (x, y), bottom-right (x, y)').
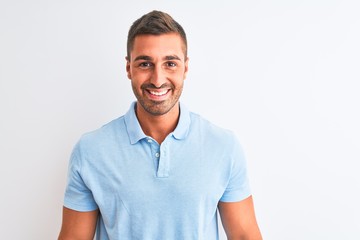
top-left (164, 55), bottom-right (181, 61)
top-left (133, 55), bottom-right (182, 62)
top-left (134, 55), bottom-right (153, 61)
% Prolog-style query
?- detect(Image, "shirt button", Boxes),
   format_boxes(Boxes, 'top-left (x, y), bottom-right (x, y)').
top-left (147, 139), bottom-right (152, 143)
top-left (155, 152), bottom-right (160, 158)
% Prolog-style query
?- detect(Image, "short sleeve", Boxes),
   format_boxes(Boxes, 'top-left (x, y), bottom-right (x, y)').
top-left (220, 135), bottom-right (252, 202)
top-left (63, 142), bottom-right (98, 211)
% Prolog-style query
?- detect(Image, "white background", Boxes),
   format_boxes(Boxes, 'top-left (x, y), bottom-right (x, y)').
top-left (1, 0), bottom-right (359, 239)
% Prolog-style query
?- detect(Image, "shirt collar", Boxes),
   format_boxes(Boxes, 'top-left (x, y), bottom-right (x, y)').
top-left (124, 101), bottom-right (191, 144)
top-left (172, 102), bottom-right (191, 140)
top-left (124, 102), bottom-right (147, 144)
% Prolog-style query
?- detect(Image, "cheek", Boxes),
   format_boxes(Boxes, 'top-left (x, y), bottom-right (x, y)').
top-left (132, 69), bottom-right (150, 79)
top-left (131, 71), bottom-right (150, 86)
top-left (173, 70), bottom-right (186, 81)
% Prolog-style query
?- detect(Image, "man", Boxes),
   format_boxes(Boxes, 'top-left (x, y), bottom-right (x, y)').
top-left (58, 10), bottom-right (262, 240)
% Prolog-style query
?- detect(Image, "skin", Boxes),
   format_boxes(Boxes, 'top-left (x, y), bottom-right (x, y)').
top-left (58, 207), bottom-right (98, 240)
top-left (126, 33), bottom-right (189, 144)
top-left (58, 33), bottom-right (262, 240)
top-left (218, 196), bottom-right (263, 240)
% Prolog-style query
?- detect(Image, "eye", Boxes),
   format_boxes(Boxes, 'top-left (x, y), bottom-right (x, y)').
top-left (138, 62), bottom-right (153, 68)
top-left (166, 61), bottom-right (177, 68)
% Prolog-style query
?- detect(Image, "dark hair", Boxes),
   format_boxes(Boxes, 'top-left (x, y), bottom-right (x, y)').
top-left (127, 10), bottom-right (187, 60)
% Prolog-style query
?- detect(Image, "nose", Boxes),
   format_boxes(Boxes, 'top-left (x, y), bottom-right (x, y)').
top-left (150, 65), bottom-right (167, 88)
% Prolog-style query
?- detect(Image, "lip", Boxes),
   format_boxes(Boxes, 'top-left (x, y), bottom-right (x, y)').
top-left (145, 88), bottom-right (171, 101)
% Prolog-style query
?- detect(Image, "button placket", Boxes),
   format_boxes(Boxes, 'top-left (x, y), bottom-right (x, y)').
top-left (157, 143), bottom-right (169, 178)
top-left (145, 137), bottom-right (160, 175)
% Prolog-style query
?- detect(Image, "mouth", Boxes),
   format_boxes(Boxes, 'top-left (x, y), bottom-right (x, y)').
top-left (146, 88), bottom-right (171, 100)
top-left (148, 89), bottom-right (169, 96)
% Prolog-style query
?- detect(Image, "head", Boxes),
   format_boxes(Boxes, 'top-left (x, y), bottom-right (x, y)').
top-left (127, 10), bottom-right (187, 60)
top-left (126, 10), bottom-right (189, 117)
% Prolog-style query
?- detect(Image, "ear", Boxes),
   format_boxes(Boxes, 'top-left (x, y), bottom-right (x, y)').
top-left (183, 57), bottom-right (189, 79)
top-left (125, 56), bottom-right (131, 79)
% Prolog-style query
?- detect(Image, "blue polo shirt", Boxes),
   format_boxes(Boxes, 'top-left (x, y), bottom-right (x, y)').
top-left (64, 102), bottom-right (251, 240)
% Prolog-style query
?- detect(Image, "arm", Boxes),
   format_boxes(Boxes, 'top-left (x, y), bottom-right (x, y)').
top-left (218, 196), bottom-right (262, 240)
top-left (58, 206), bottom-right (99, 240)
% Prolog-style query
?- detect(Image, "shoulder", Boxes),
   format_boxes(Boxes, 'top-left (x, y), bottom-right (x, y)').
top-left (76, 115), bottom-right (127, 150)
top-left (189, 112), bottom-right (236, 139)
top-left (188, 111), bottom-right (239, 147)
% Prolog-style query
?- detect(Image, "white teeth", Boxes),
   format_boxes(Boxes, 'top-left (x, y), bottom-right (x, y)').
top-left (149, 90), bottom-right (168, 96)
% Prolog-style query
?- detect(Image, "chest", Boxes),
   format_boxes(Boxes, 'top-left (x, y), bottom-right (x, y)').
top-left (84, 140), bottom-right (230, 215)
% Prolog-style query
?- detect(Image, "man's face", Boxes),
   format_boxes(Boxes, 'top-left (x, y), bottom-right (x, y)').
top-left (126, 33), bottom-right (188, 116)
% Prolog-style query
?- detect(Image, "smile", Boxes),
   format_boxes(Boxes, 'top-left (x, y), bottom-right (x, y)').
top-left (148, 89), bottom-right (169, 96)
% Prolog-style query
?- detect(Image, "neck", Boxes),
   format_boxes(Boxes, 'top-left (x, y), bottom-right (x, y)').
top-left (135, 102), bottom-right (180, 144)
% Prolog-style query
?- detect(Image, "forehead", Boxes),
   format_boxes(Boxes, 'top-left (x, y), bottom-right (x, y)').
top-left (131, 33), bottom-right (186, 60)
